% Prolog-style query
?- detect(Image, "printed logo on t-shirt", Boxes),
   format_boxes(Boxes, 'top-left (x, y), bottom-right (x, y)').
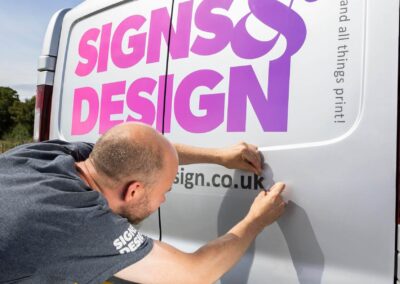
top-left (113, 225), bottom-right (145, 254)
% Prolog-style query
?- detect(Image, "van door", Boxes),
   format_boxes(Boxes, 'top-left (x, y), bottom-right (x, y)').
top-left (51, 0), bottom-right (176, 240)
top-left (161, 0), bottom-right (399, 283)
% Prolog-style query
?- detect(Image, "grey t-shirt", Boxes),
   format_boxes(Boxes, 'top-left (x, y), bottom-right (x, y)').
top-left (0, 140), bottom-right (153, 284)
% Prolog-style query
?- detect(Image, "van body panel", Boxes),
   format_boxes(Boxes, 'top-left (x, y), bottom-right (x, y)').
top-left (40, 9), bottom-right (70, 58)
top-left (163, 0), bottom-right (366, 147)
top-left (43, 0), bottom-right (399, 282)
top-left (162, 0), bottom-right (398, 283)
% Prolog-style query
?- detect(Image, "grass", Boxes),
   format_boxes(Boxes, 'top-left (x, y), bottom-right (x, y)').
top-left (0, 140), bottom-right (32, 153)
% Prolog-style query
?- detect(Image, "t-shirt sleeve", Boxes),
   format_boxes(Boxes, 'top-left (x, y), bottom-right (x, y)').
top-left (38, 140), bottom-right (94, 161)
top-left (46, 201), bottom-right (154, 284)
top-left (85, 207), bottom-right (154, 283)
top-left (65, 141), bottom-right (94, 161)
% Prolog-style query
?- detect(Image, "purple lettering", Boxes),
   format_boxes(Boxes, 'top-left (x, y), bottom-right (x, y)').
top-left (191, 0), bottom-right (234, 56)
top-left (174, 70), bottom-right (224, 133)
top-left (231, 0), bottom-right (309, 59)
top-left (231, 15), bottom-right (279, 59)
top-left (228, 0), bottom-right (312, 132)
top-left (248, 0), bottom-right (308, 57)
top-left (227, 65), bottom-right (287, 132)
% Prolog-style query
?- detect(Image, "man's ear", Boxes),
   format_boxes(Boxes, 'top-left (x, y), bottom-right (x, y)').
top-left (124, 181), bottom-right (145, 202)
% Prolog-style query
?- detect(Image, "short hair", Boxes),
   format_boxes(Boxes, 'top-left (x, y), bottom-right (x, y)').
top-left (90, 133), bottom-right (164, 185)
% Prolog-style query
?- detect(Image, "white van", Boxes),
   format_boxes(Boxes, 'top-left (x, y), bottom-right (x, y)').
top-left (35, 0), bottom-right (399, 283)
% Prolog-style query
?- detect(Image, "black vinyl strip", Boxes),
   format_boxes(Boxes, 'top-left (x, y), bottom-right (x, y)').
top-left (158, 0), bottom-right (176, 242)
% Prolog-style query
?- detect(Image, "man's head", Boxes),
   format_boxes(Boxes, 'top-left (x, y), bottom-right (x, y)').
top-left (88, 122), bottom-right (178, 224)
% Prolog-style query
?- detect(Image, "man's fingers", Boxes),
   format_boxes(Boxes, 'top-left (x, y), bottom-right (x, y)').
top-left (248, 146), bottom-right (262, 172)
top-left (256, 190), bottom-right (267, 199)
top-left (275, 201), bottom-right (286, 216)
top-left (242, 148), bottom-right (262, 175)
top-left (239, 154), bottom-right (259, 174)
top-left (248, 164), bottom-right (260, 175)
top-left (269, 182), bottom-right (285, 196)
top-left (241, 156), bottom-right (259, 175)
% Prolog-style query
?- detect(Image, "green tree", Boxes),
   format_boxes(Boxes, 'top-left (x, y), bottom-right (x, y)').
top-left (5, 124), bottom-right (31, 141)
top-left (9, 96), bottom-right (36, 137)
top-left (0, 87), bottom-right (19, 138)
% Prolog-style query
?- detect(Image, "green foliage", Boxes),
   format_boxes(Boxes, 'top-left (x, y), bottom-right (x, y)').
top-left (4, 124), bottom-right (31, 141)
top-left (0, 87), bottom-right (19, 138)
top-left (0, 87), bottom-right (36, 141)
top-left (9, 96), bottom-right (36, 138)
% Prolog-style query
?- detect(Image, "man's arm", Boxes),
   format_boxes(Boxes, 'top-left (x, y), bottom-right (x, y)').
top-left (174, 142), bottom-right (262, 175)
top-left (115, 183), bottom-right (286, 284)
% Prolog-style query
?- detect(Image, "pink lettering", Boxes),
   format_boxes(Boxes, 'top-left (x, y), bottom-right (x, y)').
top-left (126, 77), bottom-right (157, 125)
top-left (99, 81), bottom-right (126, 134)
top-left (156, 75), bottom-right (174, 133)
top-left (75, 28), bottom-right (100, 76)
top-left (147, 1), bottom-right (193, 64)
top-left (97, 23), bottom-right (112, 73)
top-left (71, 87), bottom-right (99, 135)
top-left (111, 15), bottom-right (147, 69)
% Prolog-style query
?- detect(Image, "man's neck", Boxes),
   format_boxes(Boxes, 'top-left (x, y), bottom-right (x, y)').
top-left (75, 159), bottom-right (103, 193)
top-left (75, 160), bottom-right (123, 214)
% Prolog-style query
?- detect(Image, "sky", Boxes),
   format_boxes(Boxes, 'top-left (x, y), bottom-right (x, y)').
top-left (0, 0), bottom-right (84, 100)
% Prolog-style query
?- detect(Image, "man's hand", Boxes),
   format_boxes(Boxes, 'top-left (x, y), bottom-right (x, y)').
top-left (174, 142), bottom-right (263, 175)
top-left (115, 182), bottom-right (287, 284)
top-left (219, 142), bottom-right (262, 175)
top-left (245, 182), bottom-right (286, 229)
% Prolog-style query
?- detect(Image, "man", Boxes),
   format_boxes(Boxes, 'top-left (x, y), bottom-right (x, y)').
top-left (0, 122), bottom-right (286, 283)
